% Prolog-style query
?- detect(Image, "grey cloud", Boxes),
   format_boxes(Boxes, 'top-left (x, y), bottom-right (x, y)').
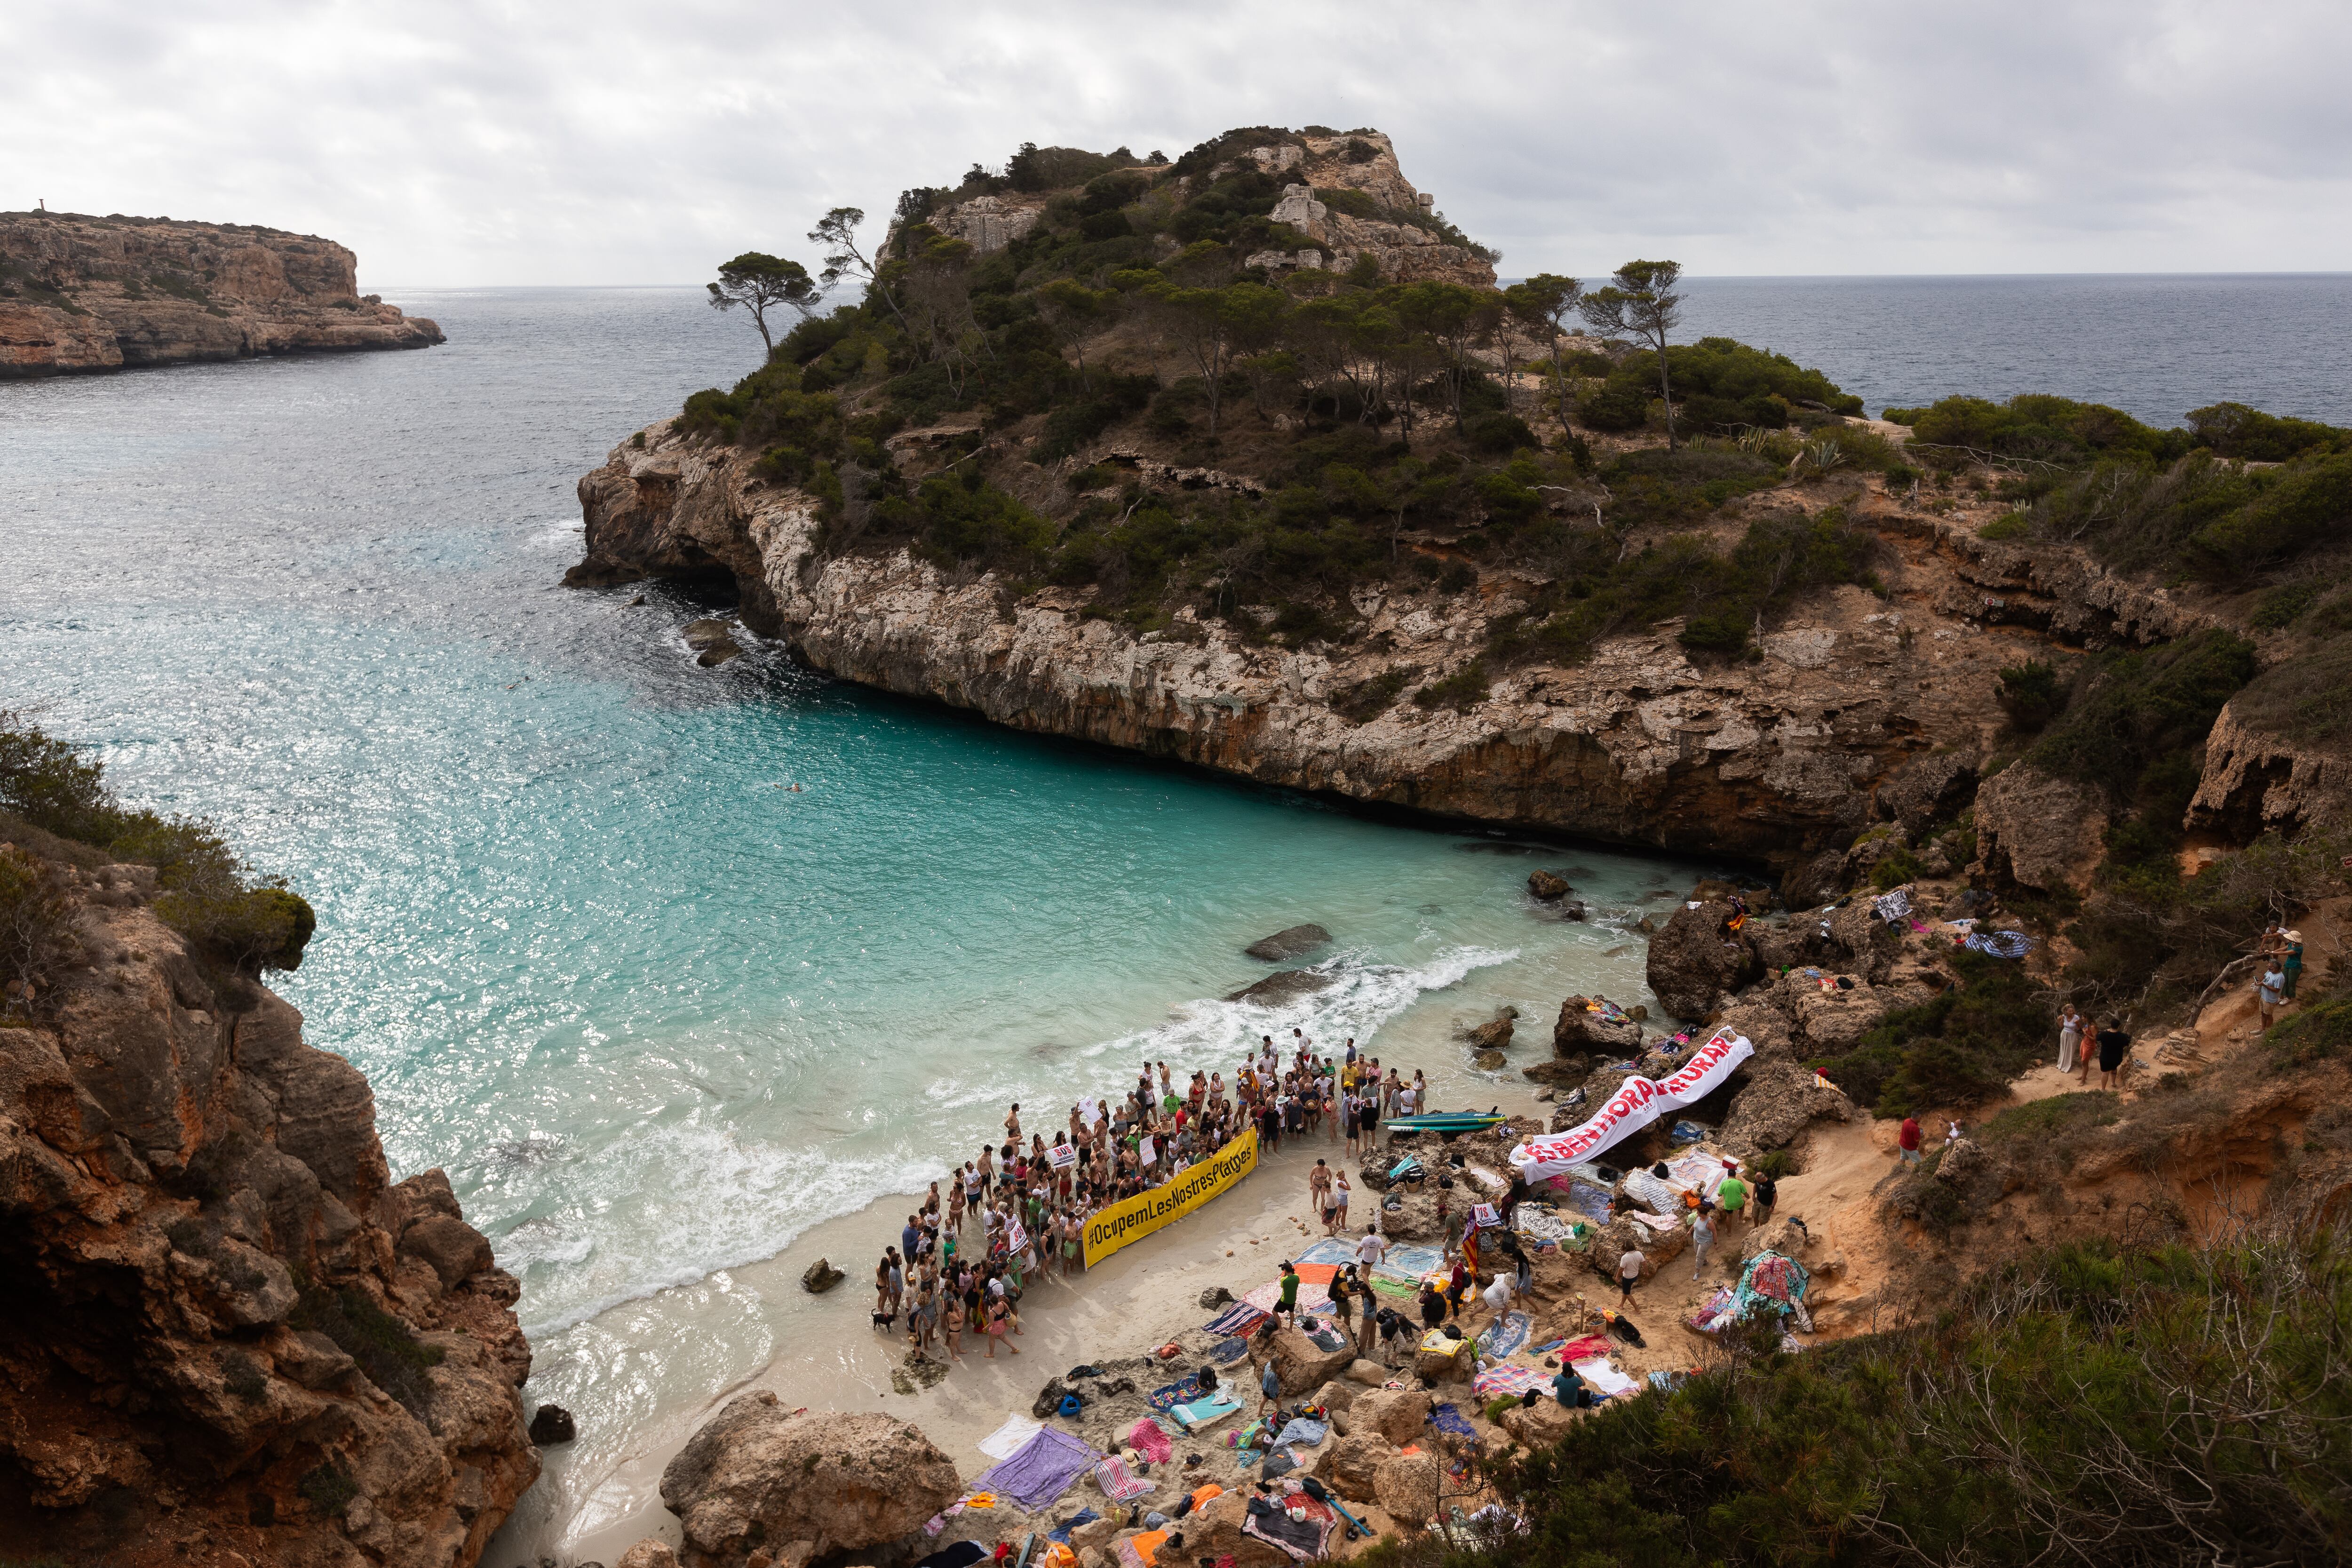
top-left (8, 0), bottom-right (2347, 285)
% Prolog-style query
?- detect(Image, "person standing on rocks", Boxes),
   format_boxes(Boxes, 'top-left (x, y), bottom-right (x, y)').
top-left (1276, 1259), bottom-right (1302, 1326)
top-left (1617, 1244), bottom-right (1645, 1302)
top-left (2283, 929), bottom-right (2304, 1000)
top-left (2057, 1004), bottom-right (2085, 1076)
top-left (1258, 1354), bottom-right (1282, 1418)
top-left (2257, 962), bottom-right (2286, 1030)
top-left (1690, 1210), bottom-right (1716, 1279)
top-left (1896, 1116), bottom-right (1923, 1168)
top-left (1716, 1164), bottom-right (1749, 1228)
top-left (1751, 1170), bottom-right (1778, 1228)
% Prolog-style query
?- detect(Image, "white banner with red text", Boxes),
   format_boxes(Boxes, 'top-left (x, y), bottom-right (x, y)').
top-left (1508, 1029), bottom-right (1754, 1179)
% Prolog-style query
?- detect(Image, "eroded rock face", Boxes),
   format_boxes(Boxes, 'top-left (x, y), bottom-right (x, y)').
top-left (0, 212), bottom-right (442, 377)
top-left (567, 429), bottom-right (2072, 869)
top-left (1973, 761), bottom-right (2108, 893)
top-left (658, 1395), bottom-right (959, 1567)
top-left (0, 875), bottom-right (534, 1565)
top-left (1645, 901), bottom-right (1762, 1020)
top-left (2189, 700), bottom-right (2352, 839)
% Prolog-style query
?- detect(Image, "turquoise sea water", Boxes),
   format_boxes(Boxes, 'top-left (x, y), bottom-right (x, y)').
top-left (0, 289), bottom-right (1693, 1356)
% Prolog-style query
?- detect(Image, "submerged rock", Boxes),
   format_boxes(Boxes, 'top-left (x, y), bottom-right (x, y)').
top-left (1245, 923), bottom-right (1332, 960)
top-left (1224, 969), bottom-right (1336, 1005)
top-left (1527, 869), bottom-right (1572, 899)
top-left (530, 1402), bottom-right (578, 1445)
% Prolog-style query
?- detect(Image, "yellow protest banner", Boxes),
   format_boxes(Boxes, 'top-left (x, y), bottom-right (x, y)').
top-left (1081, 1129), bottom-right (1259, 1268)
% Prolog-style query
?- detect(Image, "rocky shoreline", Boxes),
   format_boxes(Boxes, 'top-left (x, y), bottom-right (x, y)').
top-left (0, 845), bottom-right (535, 1563)
top-left (567, 422), bottom-right (2227, 873)
top-left (0, 211), bottom-right (442, 377)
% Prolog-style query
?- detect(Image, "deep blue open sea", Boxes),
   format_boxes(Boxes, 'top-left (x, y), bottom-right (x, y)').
top-left (4, 271), bottom-right (2343, 1544)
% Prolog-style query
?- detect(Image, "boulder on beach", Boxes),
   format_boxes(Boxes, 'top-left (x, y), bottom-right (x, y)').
top-left (659, 1394), bottom-right (958, 1567)
top-left (800, 1258), bottom-right (844, 1293)
top-left (529, 1402), bottom-right (577, 1445)
top-left (1245, 923), bottom-right (1331, 960)
top-left (1467, 1010), bottom-right (1515, 1051)
top-left (1348, 1387), bottom-right (1430, 1445)
top-left (1645, 899), bottom-right (1762, 1019)
top-left (1553, 996), bottom-right (1642, 1059)
top-left (618, 1542), bottom-right (682, 1568)
top-left (1267, 1326), bottom-right (1357, 1393)
top-left (1527, 869), bottom-right (1572, 899)
top-left (1199, 1285), bottom-right (1236, 1309)
top-left (1375, 1450), bottom-right (1441, 1522)
top-left (1312, 1432), bottom-right (1398, 1503)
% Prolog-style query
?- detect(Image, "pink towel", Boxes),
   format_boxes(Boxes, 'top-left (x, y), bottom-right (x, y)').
top-left (1127, 1417), bottom-right (1173, 1464)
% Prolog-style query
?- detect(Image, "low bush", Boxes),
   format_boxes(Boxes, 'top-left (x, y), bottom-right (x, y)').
top-left (288, 1284), bottom-right (443, 1415)
top-left (2265, 998), bottom-right (2352, 1071)
top-left (1810, 951), bottom-right (2049, 1115)
top-left (1884, 392), bottom-right (2190, 466)
top-left (2026, 629), bottom-right (2257, 803)
top-left (2229, 637), bottom-right (2352, 749)
top-left (1995, 657), bottom-right (2066, 731)
top-left (1450, 1227), bottom-right (2352, 1568)
top-left (2185, 401), bottom-right (2351, 462)
top-left (1414, 662), bottom-right (1491, 711)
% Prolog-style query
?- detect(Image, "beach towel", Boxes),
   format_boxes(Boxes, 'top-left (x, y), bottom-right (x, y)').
top-left (1472, 1363), bottom-right (1543, 1397)
top-left (1476, 1310), bottom-right (1532, 1359)
top-left (1668, 1119), bottom-right (1708, 1145)
top-left (1627, 1210), bottom-right (1682, 1236)
top-left (1873, 888), bottom-right (1911, 922)
top-left (1204, 1302), bottom-right (1269, 1338)
top-left (977, 1413), bottom-right (1046, 1460)
top-left (1428, 1402), bottom-right (1478, 1440)
top-left (1966, 929), bottom-right (2034, 958)
top-left (1687, 1287), bottom-right (1740, 1335)
top-left (1208, 1336), bottom-right (1250, 1364)
top-left (1293, 1237), bottom-right (1358, 1267)
top-left (1419, 1329), bottom-right (1471, 1357)
top-left (1095, 1454), bottom-right (1156, 1503)
top-left (1293, 1263), bottom-right (1339, 1286)
top-left (1375, 1243), bottom-right (1446, 1279)
top-left (1557, 1184), bottom-right (1614, 1226)
top-left (1665, 1150), bottom-right (1730, 1196)
top-left (976, 1428), bottom-right (1099, 1512)
top-left (1366, 1273), bottom-right (1418, 1298)
top-left (1045, 1509), bottom-right (1099, 1545)
top-left (1128, 1418), bottom-right (1174, 1464)
top-left (1556, 1334), bottom-right (1613, 1363)
top-left (1273, 1417), bottom-right (1329, 1449)
top-left (1243, 1280), bottom-right (1331, 1315)
top-left (1171, 1390), bottom-right (1244, 1431)
top-left (1241, 1494), bottom-right (1339, 1562)
top-left (1572, 1358), bottom-right (1639, 1399)
top-left (1648, 1370), bottom-right (1687, 1393)
top-left (1147, 1381), bottom-right (1196, 1414)
top-left (1116, 1527), bottom-right (1169, 1568)
top-left (1302, 1321), bottom-right (1350, 1355)
top-left (1621, 1170), bottom-right (1681, 1213)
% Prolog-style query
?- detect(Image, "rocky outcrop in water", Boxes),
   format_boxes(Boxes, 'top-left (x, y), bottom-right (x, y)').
top-left (0, 211), bottom-right (442, 377)
top-left (0, 850), bottom-right (533, 1564)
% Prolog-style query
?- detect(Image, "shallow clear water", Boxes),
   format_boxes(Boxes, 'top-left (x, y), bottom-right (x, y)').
top-left (0, 287), bottom-right (1692, 1352)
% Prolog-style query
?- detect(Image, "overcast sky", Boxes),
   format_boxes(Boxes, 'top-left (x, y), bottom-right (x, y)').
top-left (10, 0), bottom-right (2348, 287)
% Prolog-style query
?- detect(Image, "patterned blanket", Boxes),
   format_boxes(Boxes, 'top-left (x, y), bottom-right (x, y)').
top-left (1472, 1363), bottom-right (1544, 1397)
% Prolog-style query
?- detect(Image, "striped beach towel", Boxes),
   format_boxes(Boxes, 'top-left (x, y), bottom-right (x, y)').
top-left (1094, 1455), bottom-right (1154, 1503)
top-left (1204, 1302), bottom-right (1269, 1338)
top-left (1472, 1363), bottom-right (1543, 1398)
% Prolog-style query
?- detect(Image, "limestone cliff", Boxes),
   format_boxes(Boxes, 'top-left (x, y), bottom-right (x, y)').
top-left (0, 212), bottom-right (442, 377)
top-left (0, 853), bottom-right (534, 1564)
top-left (925, 129), bottom-right (1495, 289)
top-left (566, 424), bottom-right (2164, 869)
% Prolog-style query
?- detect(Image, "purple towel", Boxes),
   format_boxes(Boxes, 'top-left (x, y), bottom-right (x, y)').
top-left (972, 1426), bottom-right (1099, 1511)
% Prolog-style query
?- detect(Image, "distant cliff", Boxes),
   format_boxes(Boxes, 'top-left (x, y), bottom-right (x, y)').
top-left (0, 211), bottom-right (442, 377)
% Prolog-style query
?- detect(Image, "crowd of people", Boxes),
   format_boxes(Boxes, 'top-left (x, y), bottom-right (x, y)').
top-left (865, 1030), bottom-right (1449, 1372)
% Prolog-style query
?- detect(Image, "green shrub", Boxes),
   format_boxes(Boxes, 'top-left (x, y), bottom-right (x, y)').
top-left (297, 1463), bottom-right (359, 1518)
top-left (2185, 401), bottom-right (2351, 462)
top-left (2228, 638), bottom-right (2352, 749)
top-left (288, 1285), bottom-right (443, 1415)
top-left (1575, 382), bottom-right (1649, 432)
top-left (1978, 511), bottom-right (2030, 541)
top-left (1995, 658), bottom-right (2065, 731)
top-left (1810, 951), bottom-right (2047, 1114)
top-left (1870, 846), bottom-right (1923, 890)
top-left (1463, 411), bottom-right (1539, 454)
top-left (2026, 629), bottom-right (2256, 801)
top-left (2185, 452), bottom-right (2352, 579)
top-left (1414, 662), bottom-right (1491, 711)
top-left (1471, 1228), bottom-right (2352, 1568)
top-left (2265, 999), bottom-right (2352, 1070)
top-left (1334, 667), bottom-right (1414, 724)
top-left (1885, 392), bottom-right (2190, 466)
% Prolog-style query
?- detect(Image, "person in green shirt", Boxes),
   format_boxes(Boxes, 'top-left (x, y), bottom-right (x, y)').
top-left (1716, 1168), bottom-right (1749, 1227)
top-left (1276, 1260), bottom-right (1302, 1325)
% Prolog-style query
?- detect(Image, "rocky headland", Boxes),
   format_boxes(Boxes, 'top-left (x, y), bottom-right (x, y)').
top-left (0, 805), bottom-right (535, 1563)
top-left (0, 211), bottom-right (442, 377)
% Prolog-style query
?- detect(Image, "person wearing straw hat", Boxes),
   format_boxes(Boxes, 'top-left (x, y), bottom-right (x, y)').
top-left (2282, 929), bottom-right (2304, 1001)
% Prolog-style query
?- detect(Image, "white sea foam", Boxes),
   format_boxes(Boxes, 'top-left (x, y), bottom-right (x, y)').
top-left (503, 944), bottom-right (1515, 1339)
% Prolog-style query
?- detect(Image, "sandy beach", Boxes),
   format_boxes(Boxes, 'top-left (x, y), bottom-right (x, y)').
top-left (499, 1099), bottom-right (1546, 1564)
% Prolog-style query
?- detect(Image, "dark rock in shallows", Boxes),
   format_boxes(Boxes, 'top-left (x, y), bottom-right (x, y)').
top-left (1527, 869), bottom-right (1571, 899)
top-left (530, 1403), bottom-right (578, 1446)
top-left (1246, 923), bottom-right (1332, 961)
top-left (1224, 969), bottom-right (1337, 1005)
top-left (801, 1257), bottom-right (845, 1294)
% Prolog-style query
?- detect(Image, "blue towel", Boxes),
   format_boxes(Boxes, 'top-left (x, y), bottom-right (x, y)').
top-left (1273, 1417), bottom-right (1329, 1448)
top-left (1208, 1336), bottom-right (1250, 1364)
